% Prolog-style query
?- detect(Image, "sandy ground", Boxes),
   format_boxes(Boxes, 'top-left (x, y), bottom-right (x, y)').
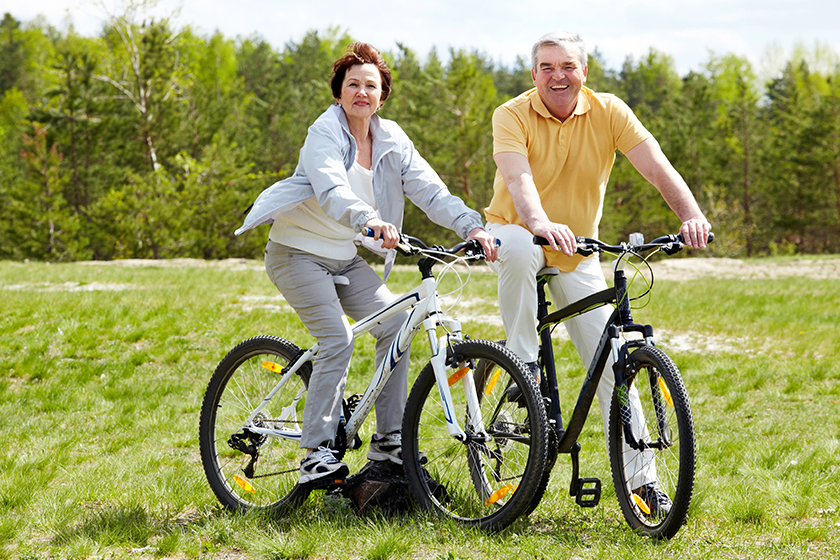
top-left (69, 254), bottom-right (840, 280)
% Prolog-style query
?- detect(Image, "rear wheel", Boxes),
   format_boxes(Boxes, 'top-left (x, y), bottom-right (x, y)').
top-left (608, 345), bottom-right (695, 539)
top-left (199, 335), bottom-right (311, 514)
top-left (402, 339), bottom-right (548, 532)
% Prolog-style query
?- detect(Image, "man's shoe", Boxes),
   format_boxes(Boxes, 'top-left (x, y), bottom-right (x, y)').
top-left (367, 432), bottom-right (403, 465)
top-left (634, 483), bottom-right (672, 518)
top-left (299, 446), bottom-right (349, 484)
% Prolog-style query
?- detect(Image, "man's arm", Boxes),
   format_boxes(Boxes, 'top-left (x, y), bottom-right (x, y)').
top-left (624, 138), bottom-right (712, 248)
top-left (493, 152), bottom-right (577, 256)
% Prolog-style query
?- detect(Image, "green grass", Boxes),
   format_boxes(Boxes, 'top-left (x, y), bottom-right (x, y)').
top-left (1, 256), bottom-right (839, 559)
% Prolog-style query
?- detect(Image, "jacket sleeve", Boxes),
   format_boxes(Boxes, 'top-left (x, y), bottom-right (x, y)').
top-left (300, 124), bottom-right (378, 231)
top-left (398, 133), bottom-right (484, 239)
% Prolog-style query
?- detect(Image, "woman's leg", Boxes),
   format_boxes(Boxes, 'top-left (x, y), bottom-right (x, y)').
top-left (265, 242), bottom-right (355, 450)
top-left (336, 256), bottom-right (409, 436)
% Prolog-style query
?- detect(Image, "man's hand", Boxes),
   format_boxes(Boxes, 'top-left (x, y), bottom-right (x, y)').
top-left (466, 228), bottom-right (498, 262)
top-left (364, 218), bottom-right (400, 249)
top-left (679, 218), bottom-right (712, 249)
top-left (531, 220), bottom-right (577, 256)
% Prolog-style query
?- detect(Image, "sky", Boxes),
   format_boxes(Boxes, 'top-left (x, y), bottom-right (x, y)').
top-left (5, 0), bottom-right (840, 78)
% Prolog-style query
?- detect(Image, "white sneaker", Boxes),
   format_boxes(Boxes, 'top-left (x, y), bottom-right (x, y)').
top-left (367, 433), bottom-right (403, 465)
top-left (299, 446), bottom-right (348, 484)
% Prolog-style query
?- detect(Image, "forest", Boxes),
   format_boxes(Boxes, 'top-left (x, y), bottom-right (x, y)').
top-left (1, 4), bottom-right (839, 262)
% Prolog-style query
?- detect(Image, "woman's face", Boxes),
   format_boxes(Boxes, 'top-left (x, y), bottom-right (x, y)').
top-left (337, 63), bottom-right (383, 122)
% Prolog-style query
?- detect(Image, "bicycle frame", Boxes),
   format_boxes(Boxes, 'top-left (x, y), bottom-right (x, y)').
top-left (537, 260), bottom-right (654, 455)
top-left (240, 252), bottom-right (486, 447)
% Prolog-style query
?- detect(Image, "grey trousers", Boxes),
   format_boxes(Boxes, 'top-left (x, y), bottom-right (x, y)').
top-left (264, 240), bottom-right (410, 449)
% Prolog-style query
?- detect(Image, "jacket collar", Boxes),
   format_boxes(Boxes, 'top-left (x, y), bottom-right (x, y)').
top-left (332, 104), bottom-right (398, 170)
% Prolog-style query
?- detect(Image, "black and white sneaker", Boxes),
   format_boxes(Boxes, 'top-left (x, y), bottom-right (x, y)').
top-left (299, 447), bottom-right (348, 484)
top-left (367, 432), bottom-right (403, 464)
top-left (634, 483), bottom-right (672, 518)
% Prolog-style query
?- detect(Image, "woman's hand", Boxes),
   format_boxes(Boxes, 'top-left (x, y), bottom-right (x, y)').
top-left (364, 218), bottom-right (400, 249)
top-left (467, 228), bottom-right (497, 262)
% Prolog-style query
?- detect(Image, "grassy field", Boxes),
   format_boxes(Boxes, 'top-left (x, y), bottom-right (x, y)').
top-left (1, 255), bottom-right (839, 559)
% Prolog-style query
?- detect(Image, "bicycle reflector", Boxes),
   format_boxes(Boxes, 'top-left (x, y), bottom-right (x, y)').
top-left (485, 482), bottom-right (515, 505)
top-left (448, 366), bottom-right (470, 386)
top-left (657, 376), bottom-right (674, 407)
top-left (632, 492), bottom-right (651, 515)
top-left (233, 474), bottom-right (256, 494)
top-left (484, 369), bottom-right (501, 394)
top-left (261, 361), bottom-right (284, 373)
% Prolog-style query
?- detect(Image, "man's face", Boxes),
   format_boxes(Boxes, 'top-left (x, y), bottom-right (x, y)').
top-left (531, 44), bottom-right (588, 121)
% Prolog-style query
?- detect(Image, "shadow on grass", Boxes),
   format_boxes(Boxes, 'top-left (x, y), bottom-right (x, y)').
top-left (53, 505), bottom-right (161, 548)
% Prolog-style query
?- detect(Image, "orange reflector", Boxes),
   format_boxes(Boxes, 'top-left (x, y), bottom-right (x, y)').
top-left (657, 377), bottom-right (673, 407)
top-left (262, 361), bottom-right (284, 373)
top-left (484, 368), bottom-right (501, 395)
top-left (233, 474), bottom-right (256, 494)
top-left (448, 366), bottom-right (470, 387)
top-left (484, 483), bottom-right (513, 505)
top-left (632, 492), bottom-right (651, 515)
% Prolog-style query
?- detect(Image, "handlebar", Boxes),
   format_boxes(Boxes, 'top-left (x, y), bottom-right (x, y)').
top-left (533, 232), bottom-right (715, 257)
top-left (361, 227), bottom-right (497, 260)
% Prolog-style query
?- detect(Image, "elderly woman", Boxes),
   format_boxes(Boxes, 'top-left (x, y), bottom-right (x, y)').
top-left (236, 42), bottom-right (496, 484)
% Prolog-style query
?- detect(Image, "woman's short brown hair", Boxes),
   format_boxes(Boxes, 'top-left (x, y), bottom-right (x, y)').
top-left (330, 42), bottom-right (392, 103)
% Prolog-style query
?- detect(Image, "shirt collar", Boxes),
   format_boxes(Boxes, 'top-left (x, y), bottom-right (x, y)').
top-left (530, 86), bottom-right (592, 122)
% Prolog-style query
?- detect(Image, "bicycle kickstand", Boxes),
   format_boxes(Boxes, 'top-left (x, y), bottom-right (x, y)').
top-left (569, 442), bottom-right (601, 507)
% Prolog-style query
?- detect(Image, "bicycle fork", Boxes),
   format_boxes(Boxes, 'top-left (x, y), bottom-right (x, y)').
top-left (425, 317), bottom-right (488, 444)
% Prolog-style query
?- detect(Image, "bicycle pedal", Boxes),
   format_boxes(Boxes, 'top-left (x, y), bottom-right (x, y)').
top-left (305, 475), bottom-right (348, 491)
top-left (574, 477), bottom-right (601, 508)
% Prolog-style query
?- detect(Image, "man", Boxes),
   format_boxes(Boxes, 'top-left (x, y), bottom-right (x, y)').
top-left (484, 32), bottom-right (711, 515)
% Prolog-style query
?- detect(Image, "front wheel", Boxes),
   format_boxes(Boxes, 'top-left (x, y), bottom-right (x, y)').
top-left (402, 339), bottom-right (548, 532)
top-left (199, 335), bottom-right (312, 514)
top-left (608, 345), bottom-right (696, 539)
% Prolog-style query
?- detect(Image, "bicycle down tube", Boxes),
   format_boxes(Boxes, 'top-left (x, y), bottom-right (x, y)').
top-left (240, 267), bottom-right (472, 444)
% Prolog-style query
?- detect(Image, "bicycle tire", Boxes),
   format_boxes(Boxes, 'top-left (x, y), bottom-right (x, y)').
top-left (199, 335), bottom-right (312, 514)
top-left (473, 344), bottom-right (557, 519)
top-left (608, 345), bottom-right (695, 539)
top-left (402, 339), bottom-right (548, 532)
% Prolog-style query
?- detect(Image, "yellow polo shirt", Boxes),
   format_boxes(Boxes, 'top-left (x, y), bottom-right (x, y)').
top-left (485, 86), bottom-right (651, 271)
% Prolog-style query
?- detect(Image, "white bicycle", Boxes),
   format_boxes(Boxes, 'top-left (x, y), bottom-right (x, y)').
top-left (199, 232), bottom-right (549, 531)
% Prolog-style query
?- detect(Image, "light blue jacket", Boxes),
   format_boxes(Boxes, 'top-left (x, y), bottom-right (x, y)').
top-left (235, 105), bottom-right (484, 278)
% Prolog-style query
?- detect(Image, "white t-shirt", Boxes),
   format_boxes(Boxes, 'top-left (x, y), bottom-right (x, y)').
top-left (268, 161), bottom-right (377, 259)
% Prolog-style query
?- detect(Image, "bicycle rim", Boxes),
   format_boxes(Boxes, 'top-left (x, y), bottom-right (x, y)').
top-left (403, 339), bottom-right (548, 532)
top-left (608, 345), bottom-right (695, 539)
top-left (199, 335), bottom-right (311, 513)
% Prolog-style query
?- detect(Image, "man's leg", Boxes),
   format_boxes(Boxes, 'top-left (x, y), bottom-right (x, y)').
top-left (547, 257), bottom-right (656, 489)
top-left (485, 222), bottom-right (545, 363)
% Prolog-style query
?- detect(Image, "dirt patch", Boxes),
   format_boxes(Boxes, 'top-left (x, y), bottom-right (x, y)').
top-left (640, 256), bottom-right (840, 281)
top-left (74, 256), bottom-right (840, 280)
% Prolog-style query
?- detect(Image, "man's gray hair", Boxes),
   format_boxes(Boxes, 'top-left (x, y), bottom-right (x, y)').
top-left (531, 32), bottom-right (588, 70)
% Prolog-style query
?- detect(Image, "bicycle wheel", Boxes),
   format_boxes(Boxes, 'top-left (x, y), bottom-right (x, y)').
top-left (402, 339), bottom-right (548, 532)
top-left (199, 335), bottom-right (312, 514)
top-left (608, 345), bottom-right (695, 539)
top-left (473, 347), bottom-right (557, 519)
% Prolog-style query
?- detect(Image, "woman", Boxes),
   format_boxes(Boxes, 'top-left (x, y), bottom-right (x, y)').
top-left (236, 42), bottom-right (496, 484)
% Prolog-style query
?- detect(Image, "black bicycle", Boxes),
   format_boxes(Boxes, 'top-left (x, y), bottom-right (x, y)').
top-left (476, 232), bottom-right (712, 539)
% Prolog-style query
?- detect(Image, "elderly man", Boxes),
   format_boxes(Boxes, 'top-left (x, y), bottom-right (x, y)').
top-left (484, 32), bottom-right (711, 515)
